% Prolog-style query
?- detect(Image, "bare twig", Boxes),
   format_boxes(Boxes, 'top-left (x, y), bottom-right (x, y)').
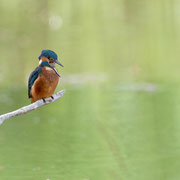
top-left (0, 89), bottom-right (65, 125)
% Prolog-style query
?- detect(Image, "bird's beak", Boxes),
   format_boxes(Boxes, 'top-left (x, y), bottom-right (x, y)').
top-left (53, 67), bottom-right (61, 77)
top-left (55, 60), bottom-right (64, 67)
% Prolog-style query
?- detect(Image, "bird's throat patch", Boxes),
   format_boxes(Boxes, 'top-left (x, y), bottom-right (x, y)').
top-left (45, 66), bottom-right (53, 71)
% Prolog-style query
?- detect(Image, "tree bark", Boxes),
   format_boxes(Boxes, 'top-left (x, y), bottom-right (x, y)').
top-left (0, 89), bottom-right (65, 125)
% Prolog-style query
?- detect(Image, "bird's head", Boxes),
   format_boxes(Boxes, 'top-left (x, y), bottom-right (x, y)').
top-left (39, 49), bottom-right (64, 77)
top-left (38, 49), bottom-right (64, 68)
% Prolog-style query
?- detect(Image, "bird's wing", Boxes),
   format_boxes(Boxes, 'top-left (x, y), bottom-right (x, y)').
top-left (28, 66), bottom-right (42, 98)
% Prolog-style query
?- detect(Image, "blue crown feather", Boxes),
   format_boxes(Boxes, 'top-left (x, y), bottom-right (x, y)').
top-left (39, 49), bottom-right (58, 60)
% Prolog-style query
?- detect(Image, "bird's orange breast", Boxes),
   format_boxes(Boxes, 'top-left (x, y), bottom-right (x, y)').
top-left (31, 67), bottom-right (59, 103)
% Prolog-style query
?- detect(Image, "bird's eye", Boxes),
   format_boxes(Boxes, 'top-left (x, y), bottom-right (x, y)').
top-left (49, 58), bottom-right (54, 63)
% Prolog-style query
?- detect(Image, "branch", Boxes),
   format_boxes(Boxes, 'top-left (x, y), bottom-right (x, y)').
top-left (0, 89), bottom-right (65, 125)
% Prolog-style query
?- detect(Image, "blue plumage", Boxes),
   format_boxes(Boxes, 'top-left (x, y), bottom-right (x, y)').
top-left (28, 61), bottom-right (51, 98)
top-left (39, 49), bottom-right (58, 60)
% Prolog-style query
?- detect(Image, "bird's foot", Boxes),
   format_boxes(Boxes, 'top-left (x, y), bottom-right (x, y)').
top-left (42, 98), bottom-right (46, 103)
top-left (51, 96), bottom-right (54, 100)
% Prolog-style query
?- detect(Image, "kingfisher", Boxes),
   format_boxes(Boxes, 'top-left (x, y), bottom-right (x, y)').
top-left (28, 49), bottom-right (64, 103)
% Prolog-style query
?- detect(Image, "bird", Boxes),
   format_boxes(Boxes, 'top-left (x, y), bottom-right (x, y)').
top-left (28, 49), bottom-right (64, 103)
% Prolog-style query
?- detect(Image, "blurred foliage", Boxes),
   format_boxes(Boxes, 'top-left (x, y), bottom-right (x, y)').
top-left (0, 0), bottom-right (180, 87)
top-left (1, 0), bottom-right (180, 180)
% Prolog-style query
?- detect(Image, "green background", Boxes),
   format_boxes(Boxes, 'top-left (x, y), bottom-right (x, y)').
top-left (0, 0), bottom-right (180, 179)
